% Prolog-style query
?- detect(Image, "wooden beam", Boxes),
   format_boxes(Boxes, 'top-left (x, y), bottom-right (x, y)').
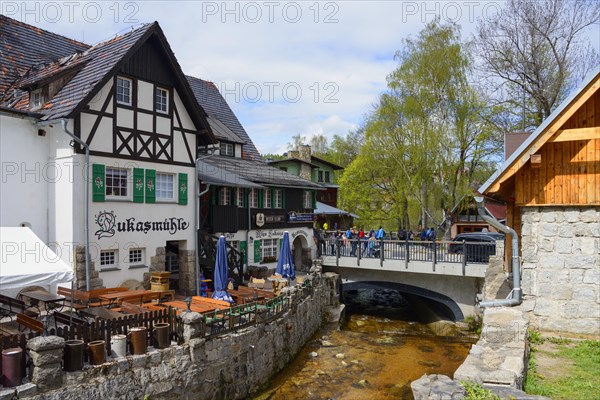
top-left (550, 127), bottom-right (600, 142)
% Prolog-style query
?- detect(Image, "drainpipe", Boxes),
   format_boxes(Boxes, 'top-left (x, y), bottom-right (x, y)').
top-left (36, 119), bottom-right (92, 291)
top-left (474, 196), bottom-right (522, 307)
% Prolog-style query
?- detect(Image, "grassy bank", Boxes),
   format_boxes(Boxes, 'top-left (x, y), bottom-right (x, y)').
top-left (524, 333), bottom-right (600, 399)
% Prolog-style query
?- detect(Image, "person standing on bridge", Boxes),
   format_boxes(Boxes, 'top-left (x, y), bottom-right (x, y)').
top-left (350, 227), bottom-right (358, 256)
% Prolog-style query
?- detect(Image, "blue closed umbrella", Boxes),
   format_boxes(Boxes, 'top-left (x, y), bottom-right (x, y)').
top-left (276, 231), bottom-right (295, 280)
top-left (212, 235), bottom-right (234, 303)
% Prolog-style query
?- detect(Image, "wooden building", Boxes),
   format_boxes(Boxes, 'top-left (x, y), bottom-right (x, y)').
top-left (479, 67), bottom-right (600, 335)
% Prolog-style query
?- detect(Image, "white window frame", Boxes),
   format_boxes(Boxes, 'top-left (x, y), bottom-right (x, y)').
top-left (237, 188), bottom-right (245, 207)
top-left (249, 188), bottom-right (259, 208)
top-left (155, 86), bottom-right (168, 113)
top-left (100, 250), bottom-right (117, 269)
top-left (220, 142), bottom-right (234, 157)
top-left (220, 187), bottom-right (232, 206)
top-left (156, 172), bottom-right (175, 202)
top-left (261, 238), bottom-right (278, 259)
top-left (116, 76), bottom-right (132, 106)
top-left (128, 248), bottom-right (144, 264)
top-left (31, 89), bottom-right (42, 109)
top-left (303, 190), bottom-right (312, 208)
top-left (263, 189), bottom-right (272, 209)
top-left (274, 189), bottom-right (283, 209)
top-left (105, 167), bottom-right (130, 200)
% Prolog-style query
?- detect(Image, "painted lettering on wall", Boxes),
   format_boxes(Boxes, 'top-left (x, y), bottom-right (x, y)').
top-left (292, 230), bottom-right (309, 239)
top-left (94, 211), bottom-right (189, 239)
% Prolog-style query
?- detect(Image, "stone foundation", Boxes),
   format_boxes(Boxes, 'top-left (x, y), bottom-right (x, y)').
top-left (74, 246), bottom-right (104, 290)
top-left (520, 206), bottom-right (599, 335)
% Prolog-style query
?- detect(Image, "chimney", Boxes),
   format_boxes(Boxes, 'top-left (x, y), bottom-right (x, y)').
top-left (298, 144), bottom-right (311, 162)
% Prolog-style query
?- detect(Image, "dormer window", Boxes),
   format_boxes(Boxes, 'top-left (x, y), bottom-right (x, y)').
top-left (31, 89), bottom-right (43, 110)
top-left (155, 87), bottom-right (168, 113)
top-left (116, 76), bottom-right (132, 105)
top-left (220, 142), bottom-right (234, 157)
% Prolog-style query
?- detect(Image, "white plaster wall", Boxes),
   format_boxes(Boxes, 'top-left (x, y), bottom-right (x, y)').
top-left (156, 116), bottom-right (170, 135)
top-left (116, 108), bottom-right (134, 129)
top-left (0, 114), bottom-right (49, 241)
top-left (173, 90), bottom-right (195, 130)
top-left (87, 80), bottom-right (113, 112)
top-left (88, 155), bottom-right (196, 287)
top-left (138, 112), bottom-right (152, 132)
top-left (137, 80), bottom-right (154, 111)
top-left (235, 144), bottom-right (242, 158)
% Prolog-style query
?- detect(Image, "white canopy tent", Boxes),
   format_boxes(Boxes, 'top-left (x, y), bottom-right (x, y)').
top-left (0, 227), bottom-right (74, 297)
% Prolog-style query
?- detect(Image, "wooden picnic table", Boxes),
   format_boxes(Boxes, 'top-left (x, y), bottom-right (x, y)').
top-left (79, 306), bottom-right (124, 320)
top-left (162, 300), bottom-right (221, 314)
top-left (21, 290), bottom-right (66, 315)
top-left (98, 289), bottom-right (156, 308)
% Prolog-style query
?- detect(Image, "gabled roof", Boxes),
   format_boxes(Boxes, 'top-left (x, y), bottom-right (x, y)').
top-left (0, 15), bottom-right (89, 97)
top-left (311, 155), bottom-right (344, 170)
top-left (480, 66), bottom-right (600, 196)
top-left (207, 115), bottom-right (246, 144)
top-left (187, 76), bottom-right (261, 160)
top-left (0, 17), bottom-right (216, 145)
top-left (268, 157), bottom-right (320, 168)
top-left (202, 156), bottom-right (323, 190)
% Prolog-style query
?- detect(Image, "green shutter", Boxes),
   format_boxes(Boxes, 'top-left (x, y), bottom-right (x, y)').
top-left (271, 188), bottom-right (275, 208)
top-left (258, 189), bottom-right (264, 208)
top-left (240, 241), bottom-right (247, 264)
top-left (92, 164), bottom-right (105, 202)
top-left (145, 169), bottom-right (155, 203)
top-left (211, 187), bottom-right (216, 206)
top-left (232, 187), bottom-right (237, 206)
top-left (133, 168), bottom-right (144, 203)
top-left (254, 240), bottom-right (261, 263)
top-left (178, 173), bottom-right (188, 205)
top-left (281, 188), bottom-right (285, 208)
top-left (312, 191), bottom-right (317, 209)
top-left (243, 189), bottom-right (248, 208)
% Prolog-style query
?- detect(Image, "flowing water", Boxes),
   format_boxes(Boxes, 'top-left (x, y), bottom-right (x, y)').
top-left (250, 289), bottom-right (478, 400)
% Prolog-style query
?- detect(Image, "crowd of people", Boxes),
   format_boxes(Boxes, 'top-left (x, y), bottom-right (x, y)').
top-left (313, 223), bottom-right (438, 257)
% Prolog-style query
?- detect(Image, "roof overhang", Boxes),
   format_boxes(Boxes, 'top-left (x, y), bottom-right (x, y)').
top-left (314, 201), bottom-right (359, 218)
top-left (197, 159), bottom-right (264, 188)
top-left (480, 67), bottom-right (600, 197)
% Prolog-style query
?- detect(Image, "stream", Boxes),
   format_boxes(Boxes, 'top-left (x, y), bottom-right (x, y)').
top-left (250, 289), bottom-right (478, 400)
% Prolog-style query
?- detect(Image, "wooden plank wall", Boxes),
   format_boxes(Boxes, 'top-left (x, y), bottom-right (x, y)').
top-left (515, 91), bottom-right (600, 206)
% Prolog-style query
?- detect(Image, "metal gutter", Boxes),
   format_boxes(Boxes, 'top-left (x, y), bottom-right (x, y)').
top-left (474, 196), bottom-right (522, 307)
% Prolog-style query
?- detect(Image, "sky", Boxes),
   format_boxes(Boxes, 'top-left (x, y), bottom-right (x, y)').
top-left (3, 1), bottom-right (599, 155)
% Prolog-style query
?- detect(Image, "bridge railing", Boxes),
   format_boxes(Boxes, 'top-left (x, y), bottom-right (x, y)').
top-left (320, 237), bottom-right (496, 272)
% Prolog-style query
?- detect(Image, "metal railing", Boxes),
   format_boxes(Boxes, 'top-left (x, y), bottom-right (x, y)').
top-left (320, 237), bottom-right (496, 271)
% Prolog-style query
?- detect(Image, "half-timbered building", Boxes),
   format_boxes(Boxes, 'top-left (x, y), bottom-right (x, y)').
top-left (1, 16), bottom-right (216, 294)
top-left (479, 67), bottom-right (600, 335)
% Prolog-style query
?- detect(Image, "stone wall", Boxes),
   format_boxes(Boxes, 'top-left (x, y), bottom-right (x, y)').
top-left (74, 246), bottom-right (103, 290)
top-left (520, 206), bottom-right (599, 335)
top-left (6, 272), bottom-right (337, 400)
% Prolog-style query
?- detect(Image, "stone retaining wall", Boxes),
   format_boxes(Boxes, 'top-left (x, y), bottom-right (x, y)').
top-left (2, 272), bottom-right (338, 400)
top-left (520, 206), bottom-right (599, 335)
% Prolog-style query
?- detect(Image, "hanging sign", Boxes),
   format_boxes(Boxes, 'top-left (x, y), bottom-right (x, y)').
top-left (287, 212), bottom-right (314, 223)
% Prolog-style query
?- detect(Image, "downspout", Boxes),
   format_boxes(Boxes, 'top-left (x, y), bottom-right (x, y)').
top-left (37, 119), bottom-right (92, 291)
top-left (474, 196), bottom-right (522, 307)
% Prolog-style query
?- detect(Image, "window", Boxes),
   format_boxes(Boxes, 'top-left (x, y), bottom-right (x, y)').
top-left (249, 188), bottom-right (259, 208)
top-left (155, 87), bottom-right (168, 113)
top-left (318, 171), bottom-right (324, 182)
top-left (128, 248), bottom-right (143, 264)
top-left (116, 76), bottom-right (132, 105)
top-left (324, 171), bottom-right (330, 183)
top-left (31, 89), bottom-right (42, 109)
top-left (100, 250), bottom-right (117, 269)
top-left (274, 189), bottom-right (283, 208)
top-left (303, 191), bottom-right (312, 208)
top-left (105, 167), bottom-right (129, 198)
top-left (219, 187), bottom-right (232, 206)
top-left (263, 189), bottom-right (271, 209)
top-left (156, 173), bottom-right (175, 201)
top-left (261, 238), bottom-right (278, 259)
top-left (237, 189), bottom-right (245, 207)
top-left (220, 142), bottom-right (234, 157)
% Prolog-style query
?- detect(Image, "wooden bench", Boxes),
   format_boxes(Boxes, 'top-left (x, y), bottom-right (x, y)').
top-left (16, 313), bottom-right (44, 334)
top-left (53, 311), bottom-right (86, 329)
top-left (87, 287), bottom-right (129, 307)
top-left (0, 294), bottom-right (38, 320)
top-left (192, 296), bottom-right (231, 308)
top-left (56, 287), bottom-right (88, 310)
top-left (116, 302), bottom-right (148, 315)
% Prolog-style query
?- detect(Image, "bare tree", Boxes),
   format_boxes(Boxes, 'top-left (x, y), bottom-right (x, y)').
top-left (475, 0), bottom-right (599, 126)
top-left (310, 134), bottom-right (328, 155)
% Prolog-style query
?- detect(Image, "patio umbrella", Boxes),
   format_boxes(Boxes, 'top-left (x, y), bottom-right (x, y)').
top-left (212, 236), bottom-right (234, 303)
top-left (275, 231), bottom-right (295, 280)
